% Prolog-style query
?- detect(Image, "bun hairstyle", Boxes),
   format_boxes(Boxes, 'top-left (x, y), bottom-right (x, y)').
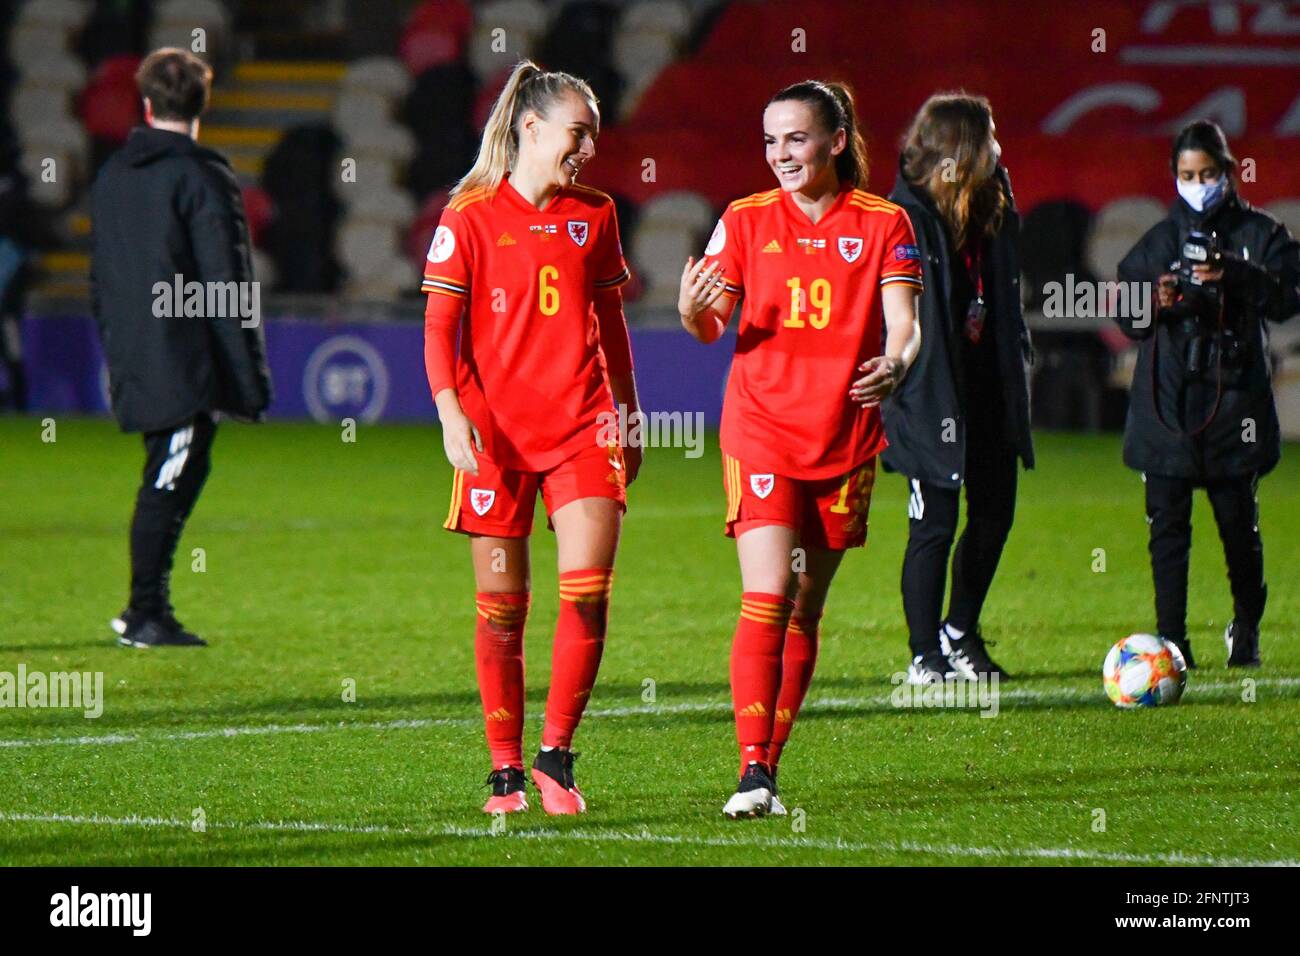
top-left (767, 80), bottom-right (869, 188)
top-left (901, 91), bottom-right (1007, 249)
top-left (1170, 120), bottom-right (1237, 178)
top-left (451, 59), bottom-right (599, 199)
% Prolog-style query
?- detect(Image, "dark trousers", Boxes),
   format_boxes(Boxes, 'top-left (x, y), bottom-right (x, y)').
top-left (1143, 472), bottom-right (1266, 640)
top-left (129, 413), bottom-right (216, 615)
top-left (901, 425), bottom-right (1019, 657)
top-left (0, 311), bottom-right (26, 411)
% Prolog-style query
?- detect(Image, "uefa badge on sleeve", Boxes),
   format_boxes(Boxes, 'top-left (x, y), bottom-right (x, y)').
top-left (705, 220), bottom-right (726, 255)
top-left (568, 221), bottom-right (589, 246)
top-left (427, 225), bottom-right (455, 263)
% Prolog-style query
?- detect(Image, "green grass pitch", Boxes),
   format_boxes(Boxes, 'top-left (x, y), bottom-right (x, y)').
top-left (1, 416), bottom-right (1297, 866)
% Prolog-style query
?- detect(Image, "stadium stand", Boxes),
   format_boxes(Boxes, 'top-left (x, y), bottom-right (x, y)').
top-left (2, 0), bottom-right (1297, 435)
top-left (3, 0), bottom-right (1296, 357)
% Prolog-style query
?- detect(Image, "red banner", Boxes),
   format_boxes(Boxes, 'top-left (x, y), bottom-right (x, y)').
top-left (591, 0), bottom-right (1300, 211)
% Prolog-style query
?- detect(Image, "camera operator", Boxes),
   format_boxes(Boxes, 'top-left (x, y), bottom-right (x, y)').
top-left (1116, 120), bottom-right (1300, 668)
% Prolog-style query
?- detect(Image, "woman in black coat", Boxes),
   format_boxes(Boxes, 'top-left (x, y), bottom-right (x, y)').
top-left (1115, 120), bottom-right (1299, 668)
top-left (882, 93), bottom-right (1034, 685)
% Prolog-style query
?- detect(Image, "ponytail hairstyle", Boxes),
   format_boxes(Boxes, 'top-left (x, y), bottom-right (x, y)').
top-left (901, 91), bottom-right (1007, 249)
top-left (1169, 119), bottom-right (1237, 178)
top-left (767, 79), bottom-right (869, 189)
top-left (451, 59), bottom-right (599, 200)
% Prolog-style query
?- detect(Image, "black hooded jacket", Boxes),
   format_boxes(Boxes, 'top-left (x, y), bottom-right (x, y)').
top-left (1115, 189), bottom-right (1299, 480)
top-left (881, 162), bottom-right (1034, 487)
top-left (91, 126), bottom-right (272, 433)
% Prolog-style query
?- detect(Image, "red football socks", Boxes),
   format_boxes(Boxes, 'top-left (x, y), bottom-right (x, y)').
top-left (730, 592), bottom-right (795, 776)
top-left (768, 611), bottom-right (822, 772)
top-left (541, 568), bottom-right (614, 750)
top-left (474, 591), bottom-right (529, 769)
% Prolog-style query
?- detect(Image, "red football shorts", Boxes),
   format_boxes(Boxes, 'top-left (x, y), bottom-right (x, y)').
top-left (444, 439), bottom-right (627, 538)
top-left (722, 453), bottom-right (877, 550)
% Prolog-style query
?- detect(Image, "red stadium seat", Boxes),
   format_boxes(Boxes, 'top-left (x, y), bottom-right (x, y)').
top-left (241, 185), bottom-right (274, 248)
top-left (77, 55), bottom-right (142, 144)
top-left (400, 0), bottom-right (474, 74)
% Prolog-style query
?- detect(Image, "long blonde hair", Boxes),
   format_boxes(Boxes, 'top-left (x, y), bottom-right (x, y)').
top-left (451, 59), bottom-right (599, 199)
top-left (901, 92), bottom-right (1007, 249)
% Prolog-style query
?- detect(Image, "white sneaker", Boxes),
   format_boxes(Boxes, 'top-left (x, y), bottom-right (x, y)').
top-left (768, 792), bottom-right (788, 816)
top-left (110, 608), bottom-right (137, 636)
top-left (946, 645), bottom-right (980, 681)
top-left (907, 652), bottom-right (953, 685)
top-left (722, 762), bottom-right (774, 819)
top-left (938, 623), bottom-right (977, 680)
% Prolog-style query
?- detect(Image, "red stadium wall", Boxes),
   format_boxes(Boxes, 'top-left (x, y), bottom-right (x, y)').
top-left (592, 0), bottom-right (1300, 210)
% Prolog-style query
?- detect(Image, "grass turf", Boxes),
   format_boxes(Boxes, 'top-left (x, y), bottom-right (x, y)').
top-left (1, 417), bottom-right (1297, 866)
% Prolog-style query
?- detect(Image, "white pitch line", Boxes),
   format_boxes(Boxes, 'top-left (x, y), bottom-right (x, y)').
top-left (0, 717), bottom-right (465, 749)
top-left (0, 811), bottom-right (1295, 867)
top-left (1, 677), bottom-right (1297, 750)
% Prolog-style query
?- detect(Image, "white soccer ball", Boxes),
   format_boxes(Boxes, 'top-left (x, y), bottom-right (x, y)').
top-left (1103, 633), bottom-right (1188, 708)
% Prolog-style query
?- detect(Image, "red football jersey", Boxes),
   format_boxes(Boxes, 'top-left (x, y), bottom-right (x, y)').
top-left (422, 176), bottom-right (632, 472)
top-left (706, 184), bottom-right (923, 479)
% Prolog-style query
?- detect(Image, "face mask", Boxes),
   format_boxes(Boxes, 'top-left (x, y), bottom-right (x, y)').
top-left (1177, 176), bottom-right (1225, 213)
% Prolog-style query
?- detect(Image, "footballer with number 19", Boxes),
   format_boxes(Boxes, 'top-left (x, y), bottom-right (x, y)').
top-left (681, 80), bottom-right (923, 818)
top-left (422, 60), bottom-right (641, 816)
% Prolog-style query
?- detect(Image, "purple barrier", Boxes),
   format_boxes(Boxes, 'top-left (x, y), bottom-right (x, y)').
top-left (21, 315), bottom-right (735, 425)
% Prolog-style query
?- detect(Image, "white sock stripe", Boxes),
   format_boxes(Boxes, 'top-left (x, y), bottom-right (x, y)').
top-left (154, 448), bottom-right (190, 490)
top-left (154, 425), bottom-right (196, 490)
top-left (169, 425), bottom-right (194, 455)
top-left (908, 478), bottom-right (924, 521)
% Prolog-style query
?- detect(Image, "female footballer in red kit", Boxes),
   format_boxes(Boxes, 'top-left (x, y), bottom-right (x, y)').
top-left (680, 81), bottom-right (923, 817)
top-left (423, 60), bottom-right (641, 815)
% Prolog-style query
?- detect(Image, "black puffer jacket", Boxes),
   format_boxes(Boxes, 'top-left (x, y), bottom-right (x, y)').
top-left (91, 126), bottom-right (272, 433)
top-left (882, 161), bottom-right (1034, 487)
top-left (1115, 190), bottom-right (1299, 480)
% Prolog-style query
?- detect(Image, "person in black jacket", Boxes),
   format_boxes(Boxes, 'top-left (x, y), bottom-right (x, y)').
top-left (0, 164), bottom-right (34, 411)
top-left (1115, 120), bottom-right (1299, 668)
top-left (91, 48), bottom-right (272, 648)
top-left (882, 93), bottom-right (1034, 684)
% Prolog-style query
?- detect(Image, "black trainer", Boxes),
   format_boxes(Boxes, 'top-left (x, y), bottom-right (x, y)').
top-left (943, 626), bottom-right (1010, 680)
top-left (1166, 634), bottom-right (1197, 669)
top-left (531, 748), bottom-right (586, 814)
top-left (119, 615), bottom-right (207, 648)
top-left (532, 748), bottom-right (579, 790)
top-left (486, 766), bottom-right (527, 797)
top-left (768, 765), bottom-right (788, 816)
top-left (1224, 621), bottom-right (1261, 668)
top-left (907, 649), bottom-right (954, 685)
top-left (723, 761), bottom-right (775, 818)
top-left (738, 762), bottom-right (773, 792)
top-left (482, 766), bottom-right (528, 813)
